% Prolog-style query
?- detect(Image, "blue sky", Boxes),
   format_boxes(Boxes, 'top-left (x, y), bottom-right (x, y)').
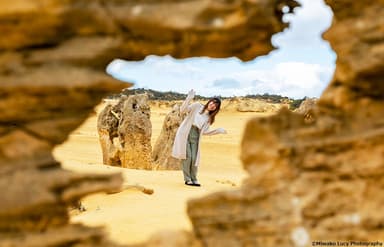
top-left (107, 0), bottom-right (335, 99)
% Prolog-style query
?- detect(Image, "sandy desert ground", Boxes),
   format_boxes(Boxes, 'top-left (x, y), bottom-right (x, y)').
top-left (53, 101), bottom-right (274, 245)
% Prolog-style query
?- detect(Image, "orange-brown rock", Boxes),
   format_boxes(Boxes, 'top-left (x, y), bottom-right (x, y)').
top-left (0, 70), bottom-right (126, 246)
top-left (97, 98), bottom-right (125, 166)
top-left (188, 108), bottom-right (302, 247)
top-left (187, 1), bottom-right (384, 246)
top-left (119, 94), bottom-right (152, 169)
top-left (0, 0), bottom-right (301, 246)
top-left (321, 0), bottom-right (384, 119)
top-left (294, 98), bottom-right (318, 123)
top-left (0, 224), bottom-right (122, 247)
top-left (0, 1), bottom-right (127, 245)
top-left (98, 94), bottom-right (153, 169)
top-left (294, 98), bottom-right (317, 115)
top-left (0, 0), bottom-right (298, 62)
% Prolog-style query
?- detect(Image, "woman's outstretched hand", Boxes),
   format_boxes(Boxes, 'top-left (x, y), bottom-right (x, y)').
top-left (217, 128), bottom-right (227, 134)
top-left (187, 89), bottom-right (196, 99)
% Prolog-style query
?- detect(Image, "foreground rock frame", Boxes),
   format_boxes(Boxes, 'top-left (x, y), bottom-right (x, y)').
top-left (1, 0), bottom-right (383, 246)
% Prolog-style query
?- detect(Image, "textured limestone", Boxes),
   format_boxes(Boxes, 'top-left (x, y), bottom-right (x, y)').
top-left (294, 98), bottom-right (317, 115)
top-left (0, 224), bottom-right (122, 247)
top-left (0, 72), bottom-right (126, 246)
top-left (187, 1), bottom-right (384, 246)
top-left (0, 0), bottom-right (298, 61)
top-left (294, 98), bottom-right (318, 124)
top-left (97, 98), bottom-right (125, 166)
top-left (0, 0), bottom-right (310, 246)
top-left (0, 0), bottom-right (128, 245)
top-left (321, 0), bottom-right (384, 116)
top-left (119, 94), bottom-right (152, 169)
top-left (152, 104), bottom-right (186, 170)
top-left (188, 108), bottom-right (302, 247)
top-left (98, 94), bottom-right (153, 169)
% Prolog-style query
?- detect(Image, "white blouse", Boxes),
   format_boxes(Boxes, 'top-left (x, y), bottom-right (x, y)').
top-left (172, 101), bottom-right (226, 166)
top-left (193, 111), bottom-right (209, 129)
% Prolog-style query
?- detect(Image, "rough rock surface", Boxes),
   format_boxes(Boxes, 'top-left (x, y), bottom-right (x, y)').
top-left (294, 98), bottom-right (317, 115)
top-left (97, 98), bottom-right (125, 166)
top-left (152, 104), bottom-right (186, 170)
top-left (188, 108), bottom-right (302, 247)
top-left (0, 54), bottom-right (126, 246)
top-left (1, 1), bottom-right (123, 246)
top-left (98, 94), bottom-right (153, 169)
top-left (0, 0), bottom-right (302, 246)
top-left (187, 1), bottom-right (384, 247)
top-left (0, 0), bottom-right (298, 62)
top-left (1, 75), bottom-right (125, 245)
top-left (294, 98), bottom-right (318, 123)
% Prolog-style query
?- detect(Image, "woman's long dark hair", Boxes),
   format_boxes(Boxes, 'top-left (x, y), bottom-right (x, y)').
top-left (200, 97), bottom-right (221, 124)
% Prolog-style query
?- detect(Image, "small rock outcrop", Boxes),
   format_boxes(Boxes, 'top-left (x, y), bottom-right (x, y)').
top-left (294, 98), bottom-right (317, 115)
top-left (97, 98), bottom-right (125, 166)
top-left (294, 97), bottom-right (318, 123)
top-left (152, 104), bottom-right (186, 170)
top-left (98, 94), bottom-right (153, 169)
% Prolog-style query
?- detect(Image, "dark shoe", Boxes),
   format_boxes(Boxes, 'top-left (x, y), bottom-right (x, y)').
top-left (185, 181), bottom-right (194, 186)
top-left (192, 182), bottom-right (201, 187)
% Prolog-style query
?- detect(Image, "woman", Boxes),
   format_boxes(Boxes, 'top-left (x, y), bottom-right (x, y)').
top-left (172, 89), bottom-right (227, 187)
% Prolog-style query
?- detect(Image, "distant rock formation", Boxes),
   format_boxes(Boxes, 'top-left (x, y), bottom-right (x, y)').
top-left (294, 97), bottom-right (318, 123)
top-left (294, 98), bottom-right (317, 114)
top-left (98, 94), bottom-right (153, 170)
top-left (97, 97), bottom-right (125, 166)
top-left (237, 99), bottom-right (283, 113)
top-left (152, 104), bottom-right (186, 170)
top-left (222, 97), bottom-right (284, 113)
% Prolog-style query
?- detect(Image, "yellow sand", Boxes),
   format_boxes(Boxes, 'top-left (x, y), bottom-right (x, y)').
top-left (53, 103), bottom-right (271, 245)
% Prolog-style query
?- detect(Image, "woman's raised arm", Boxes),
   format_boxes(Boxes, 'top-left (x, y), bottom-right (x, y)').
top-left (180, 89), bottom-right (196, 113)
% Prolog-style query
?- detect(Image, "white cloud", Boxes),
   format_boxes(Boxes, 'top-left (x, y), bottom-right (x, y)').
top-left (106, 59), bottom-right (125, 75)
top-left (202, 62), bottom-right (333, 98)
top-left (273, 0), bottom-right (333, 48)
